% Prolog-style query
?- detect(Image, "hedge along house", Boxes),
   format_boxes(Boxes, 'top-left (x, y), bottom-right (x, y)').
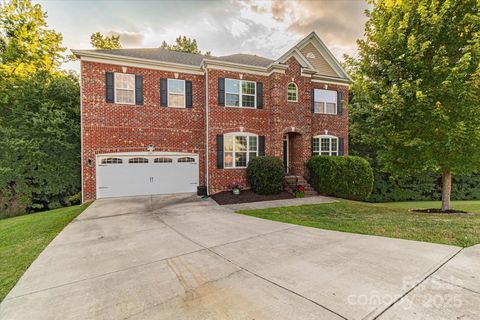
top-left (73, 32), bottom-right (350, 201)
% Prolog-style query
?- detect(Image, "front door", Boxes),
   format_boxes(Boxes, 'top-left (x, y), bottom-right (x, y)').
top-left (283, 135), bottom-right (289, 173)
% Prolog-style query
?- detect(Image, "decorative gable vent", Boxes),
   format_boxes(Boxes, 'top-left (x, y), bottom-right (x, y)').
top-left (306, 52), bottom-right (316, 59)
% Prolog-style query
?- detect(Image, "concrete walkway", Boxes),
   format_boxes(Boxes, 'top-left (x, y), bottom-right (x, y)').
top-left (0, 194), bottom-right (478, 320)
top-left (225, 194), bottom-right (336, 211)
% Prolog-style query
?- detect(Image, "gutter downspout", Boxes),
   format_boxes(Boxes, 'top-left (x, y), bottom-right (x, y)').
top-left (205, 67), bottom-right (209, 196)
top-left (79, 59), bottom-right (84, 203)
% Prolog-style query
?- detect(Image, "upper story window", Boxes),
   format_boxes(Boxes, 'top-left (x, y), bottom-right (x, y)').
top-left (224, 133), bottom-right (258, 168)
top-left (312, 135), bottom-right (338, 156)
top-left (287, 83), bottom-right (298, 102)
top-left (225, 79), bottom-right (256, 108)
top-left (314, 89), bottom-right (337, 114)
top-left (168, 79), bottom-right (185, 108)
top-left (115, 73), bottom-right (135, 105)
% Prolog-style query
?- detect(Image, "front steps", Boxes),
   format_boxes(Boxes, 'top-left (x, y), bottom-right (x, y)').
top-left (284, 175), bottom-right (318, 197)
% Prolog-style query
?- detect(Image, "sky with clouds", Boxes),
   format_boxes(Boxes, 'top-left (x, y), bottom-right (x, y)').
top-left (36, 0), bottom-right (369, 71)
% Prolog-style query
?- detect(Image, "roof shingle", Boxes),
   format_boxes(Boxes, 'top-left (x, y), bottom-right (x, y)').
top-left (84, 48), bottom-right (275, 68)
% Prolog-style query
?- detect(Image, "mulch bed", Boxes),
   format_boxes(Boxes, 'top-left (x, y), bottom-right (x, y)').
top-left (412, 208), bottom-right (472, 215)
top-left (211, 190), bottom-right (294, 205)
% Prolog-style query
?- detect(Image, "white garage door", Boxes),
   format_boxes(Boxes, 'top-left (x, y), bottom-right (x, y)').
top-left (96, 153), bottom-right (199, 199)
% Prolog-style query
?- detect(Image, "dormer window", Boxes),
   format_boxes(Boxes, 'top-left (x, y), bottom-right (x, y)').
top-left (287, 83), bottom-right (298, 102)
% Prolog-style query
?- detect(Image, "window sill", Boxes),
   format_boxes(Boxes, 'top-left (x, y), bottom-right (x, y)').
top-left (223, 105), bottom-right (258, 110)
top-left (313, 112), bottom-right (338, 115)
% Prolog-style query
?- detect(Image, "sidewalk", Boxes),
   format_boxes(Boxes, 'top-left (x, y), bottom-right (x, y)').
top-left (225, 195), bottom-right (336, 211)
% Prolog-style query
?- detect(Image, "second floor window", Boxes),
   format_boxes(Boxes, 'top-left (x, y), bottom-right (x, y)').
top-left (225, 79), bottom-right (256, 108)
top-left (115, 73), bottom-right (135, 104)
top-left (287, 83), bottom-right (297, 102)
top-left (314, 89), bottom-right (337, 114)
top-left (168, 79), bottom-right (185, 108)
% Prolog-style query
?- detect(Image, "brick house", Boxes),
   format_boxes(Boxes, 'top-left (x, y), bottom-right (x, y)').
top-left (73, 32), bottom-right (350, 201)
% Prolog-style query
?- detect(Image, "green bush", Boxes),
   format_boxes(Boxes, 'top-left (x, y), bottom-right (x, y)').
top-left (369, 171), bottom-right (480, 202)
top-left (246, 156), bottom-right (284, 195)
top-left (308, 156), bottom-right (374, 201)
top-left (65, 192), bottom-right (82, 206)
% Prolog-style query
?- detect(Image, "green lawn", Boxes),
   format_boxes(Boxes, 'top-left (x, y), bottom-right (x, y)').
top-left (239, 200), bottom-right (480, 248)
top-left (372, 200), bottom-right (480, 213)
top-left (0, 203), bottom-right (90, 302)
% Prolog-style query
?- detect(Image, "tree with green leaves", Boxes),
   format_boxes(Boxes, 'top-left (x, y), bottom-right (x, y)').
top-left (0, 0), bottom-right (64, 75)
top-left (0, 0), bottom-right (80, 217)
top-left (161, 35), bottom-right (210, 55)
top-left (90, 32), bottom-right (122, 50)
top-left (348, 0), bottom-right (480, 211)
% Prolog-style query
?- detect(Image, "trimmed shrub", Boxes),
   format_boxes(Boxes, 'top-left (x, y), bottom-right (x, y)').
top-left (308, 156), bottom-right (374, 201)
top-left (247, 156), bottom-right (284, 195)
top-left (369, 171), bottom-right (480, 202)
top-left (65, 192), bottom-right (81, 206)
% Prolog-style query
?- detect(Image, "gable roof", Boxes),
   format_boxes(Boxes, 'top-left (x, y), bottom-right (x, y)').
top-left (77, 48), bottom-right (274, 68)
top-left (276, 32), bottom-right (350, 80)
top-left (72, 32), bottom-right (349, 81)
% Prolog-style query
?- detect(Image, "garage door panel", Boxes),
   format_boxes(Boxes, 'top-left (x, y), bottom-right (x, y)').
top-left (96, 154), bottom-right (199, 199)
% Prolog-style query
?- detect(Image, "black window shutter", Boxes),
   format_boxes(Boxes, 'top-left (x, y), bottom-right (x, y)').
top-left (339, 138), bottom-right (345, 156)
top-left (216, 135), bottom-right (224, 169)
top-left (311, 137), bottom-right (315, 156)
top-left (135, 75), bottom-right (143, 105)
top-left (218, 78), bottom-right (225, 106)
top-left (256, 82), bottom-right (263, 109)
top-left (258, 136), bottom-right (265, 156)
top-left (311, 88), bottom-right (315, 113)
top-left (160, 78), bottom-right (168, 107)
top-left (105, 72), bottom-right (114, 103)
top-left (337, 91), bottom-right (343, 114)
top-left (185, 80), bottom-right (193, 108)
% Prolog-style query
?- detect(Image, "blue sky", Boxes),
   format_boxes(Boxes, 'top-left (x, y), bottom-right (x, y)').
top-left (36, 0), bottom-right (369, 71)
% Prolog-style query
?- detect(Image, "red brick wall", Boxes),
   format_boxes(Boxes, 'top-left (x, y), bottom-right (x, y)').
top-left (81, 61), bottom-right (205, 201)
top-left (81, 57), bottom-right (348, 200)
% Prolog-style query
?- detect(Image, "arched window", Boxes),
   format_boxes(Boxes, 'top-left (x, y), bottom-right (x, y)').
top-left (287, 83), bottom-right (298, 102)
top-left (101, 158), bottom-right (123, 164)
top-left (128, 157), bottom-right (149, 164)
top-left (178, 157), bottom-right (195, 163)
top-left (312, 135), bottom-right (338, 156)
top-left (154, 157), bottom-right (173, 163)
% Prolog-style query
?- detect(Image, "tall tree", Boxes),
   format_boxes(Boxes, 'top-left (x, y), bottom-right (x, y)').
top-left (0, 0), bottom-right (65, 76)
top-left (90, 32), bottom-right (122, 50)
top-left (348, 0), bottom-right (480, 211)
top-left (0, 0), bottom-right (80, 216)
top-left (161, 35), bottom-right (210, 55)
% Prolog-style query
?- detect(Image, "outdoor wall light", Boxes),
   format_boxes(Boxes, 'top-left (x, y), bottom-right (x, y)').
top-left (87, 159), bottom-right (93, 167)
top-left (147, 144), bottom-right (155, 153)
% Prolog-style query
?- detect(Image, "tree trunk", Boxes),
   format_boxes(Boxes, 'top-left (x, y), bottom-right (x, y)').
top-left (441, 169), bottom-right (452, 211)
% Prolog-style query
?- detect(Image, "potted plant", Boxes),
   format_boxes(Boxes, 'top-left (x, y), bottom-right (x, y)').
top-left (229, 181), bottom-right (243, 195)
top-left (293, 185), bottom-right (305, 198)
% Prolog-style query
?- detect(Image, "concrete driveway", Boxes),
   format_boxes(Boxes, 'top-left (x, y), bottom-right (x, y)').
top-left (1, 194), bottom-right (478, 320)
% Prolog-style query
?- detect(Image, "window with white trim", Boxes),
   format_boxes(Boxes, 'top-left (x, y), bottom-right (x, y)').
top-left (154, 157), bottom-right (172, 163)
top-left (101, 157), bottom-right (123, 164)
top-left (287, 83), bottom-right (298, 102)
top-left (178, 157), bottom-right (195, 163)
top-left (312, 135), bottom-right (338, 156)
top-left (224, 133), bottom-right (258, 168)
top-left (225, 79), bottom-right (256, 108)
top-left (128, 157), bottom-right (149, 164)
top-left (314, 89), bottom-right (337, 114)
top-left (168, 79), bottom-right (185, 108)
top-left (115, 73), bottom-right (135, 104)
